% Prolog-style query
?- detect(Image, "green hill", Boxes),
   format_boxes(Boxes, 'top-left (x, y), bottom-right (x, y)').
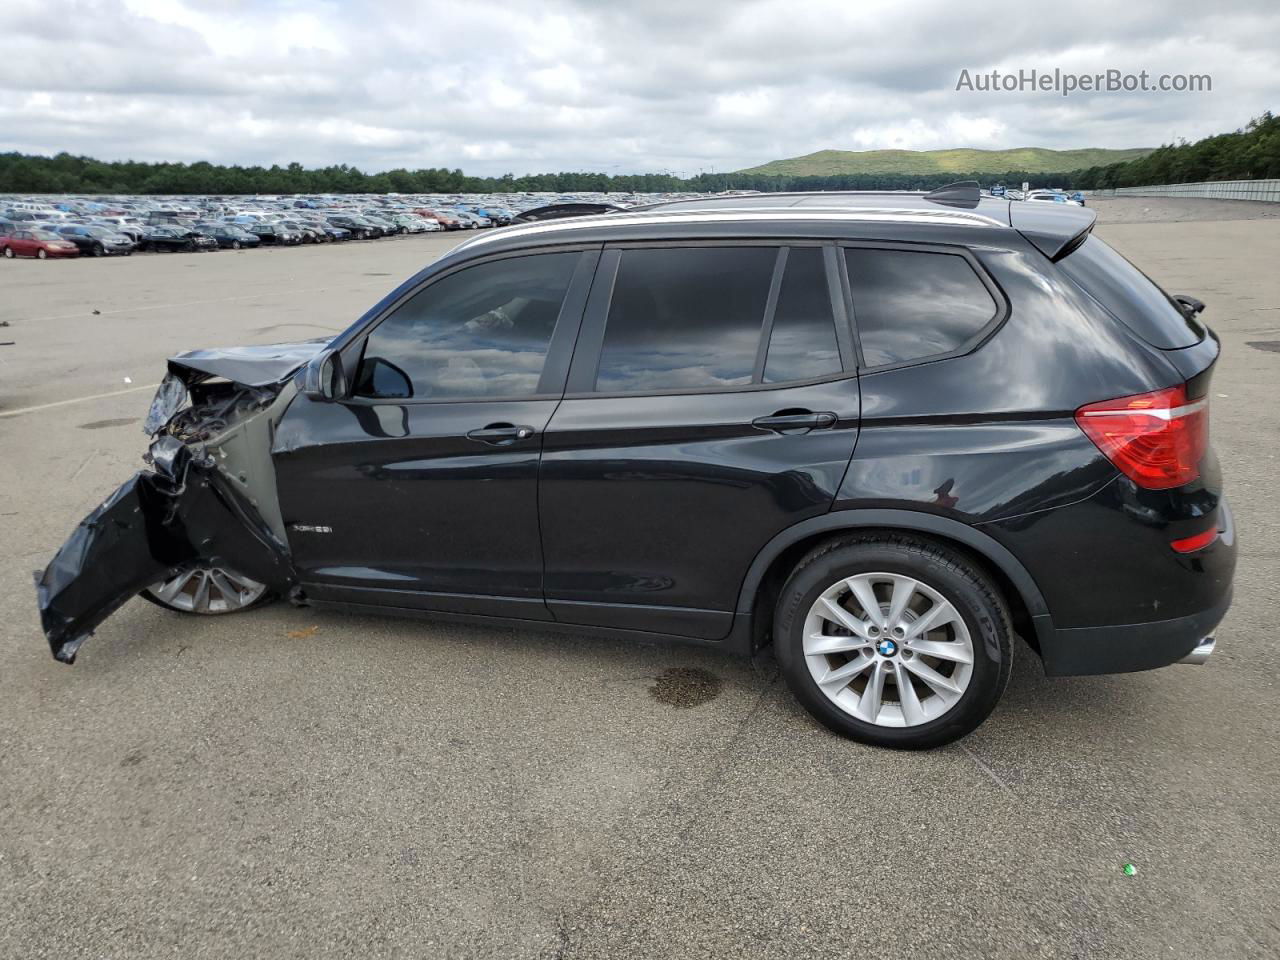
top-left (738, 146), bottom-right (1154, 177)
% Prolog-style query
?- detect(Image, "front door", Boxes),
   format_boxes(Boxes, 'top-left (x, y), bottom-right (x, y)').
top-left (272, 247), bottom-right (598, 619)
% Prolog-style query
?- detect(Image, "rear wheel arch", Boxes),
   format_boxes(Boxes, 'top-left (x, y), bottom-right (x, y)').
top-left (737, 510), bottom-right (1048, 654)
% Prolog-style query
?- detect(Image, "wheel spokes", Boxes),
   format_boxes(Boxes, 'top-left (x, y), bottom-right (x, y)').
top-left (816, 596), bottom-right (874, 639)
top-left (817, 655), bottom-right (873, 693)
top-left (208, 568), bottom-right (241, 605)
top-left (854, 661), bottom-right (888, 722)
top-left (905, 638), bottom-right (973, 664)
top-left (156, 569), bottom-right (194, 603)
top-left (191, 571), bottom-right (212, 613)
top-left (902, 657), bottom-right (963, 696)
top-left (885, 575), bottom-right (917, 627)
top-left (895, 669), bottom-right (927, 726)
top-left (805, 633), bottom-right (865, 656)
top-left (846, 577), bottom-right (886, 628)
top-left (802, 570), bottom-right (975, 729)
top-left (901, 600), bottom-right (956, 640)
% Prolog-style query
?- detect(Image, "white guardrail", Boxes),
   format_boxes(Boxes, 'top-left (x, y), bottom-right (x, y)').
top-left (1091, 179), bottom-right (1280, 202)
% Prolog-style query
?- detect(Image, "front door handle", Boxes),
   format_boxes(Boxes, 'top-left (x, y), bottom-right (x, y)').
top-left (751, 411), bottom-right (838, 435)
top-left (466, 422), bottom-right (536, 445)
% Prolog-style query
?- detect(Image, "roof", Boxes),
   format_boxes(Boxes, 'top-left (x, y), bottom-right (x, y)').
top-left (444, 189), bottom-right (1096, 263)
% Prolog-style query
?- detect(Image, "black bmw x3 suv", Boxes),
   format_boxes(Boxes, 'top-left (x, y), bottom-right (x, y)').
top-left (37, 184), bottom-right (1236, 749)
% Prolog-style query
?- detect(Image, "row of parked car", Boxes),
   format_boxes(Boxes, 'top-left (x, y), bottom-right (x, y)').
top-left (0, 192), bottom-right (617, 260)
top-left (988, 185), bottom-right (1087, 205)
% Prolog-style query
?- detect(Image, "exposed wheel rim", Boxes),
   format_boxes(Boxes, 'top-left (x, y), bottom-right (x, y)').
top-left (145, 567), bottom-right (267, 614)
top-left (37, 249), bottom-right (47, 259)
top-left (3, 247), bottom-right (13, 258)
top-left (802, 572), bottom-right (974, 728)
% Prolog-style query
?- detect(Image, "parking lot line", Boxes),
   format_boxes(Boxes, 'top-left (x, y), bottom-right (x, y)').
top-left (18, 279), bottom-right (391, 324)
top-left (0, 383), bottom-right (158, 419)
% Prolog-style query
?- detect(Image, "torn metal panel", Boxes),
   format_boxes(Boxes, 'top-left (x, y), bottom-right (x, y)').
top-left (166, 339), bottom-right (329, 387)
top-left (142, 373), bottom-right (188, 434)
top-left (37, 339), bottom-right (348, 663)
top-left (35, 442), bottom-right (295, 664)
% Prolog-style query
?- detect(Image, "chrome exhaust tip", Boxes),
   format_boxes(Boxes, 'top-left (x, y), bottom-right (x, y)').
top-left (1179, 636), bottom-right (1216, 665)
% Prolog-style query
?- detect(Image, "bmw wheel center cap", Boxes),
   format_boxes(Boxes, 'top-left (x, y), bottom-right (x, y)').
top-left (877, 638), bottom-right (898, 657)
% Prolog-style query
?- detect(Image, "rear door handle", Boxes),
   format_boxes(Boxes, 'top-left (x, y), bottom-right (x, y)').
top-left (466, 422), bottom-right (536, 445)
top-left (751, 411), bottom-right (838, 434)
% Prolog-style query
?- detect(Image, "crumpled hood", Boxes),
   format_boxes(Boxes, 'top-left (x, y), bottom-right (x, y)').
top-left (167, 338), bottom-right (330, 387)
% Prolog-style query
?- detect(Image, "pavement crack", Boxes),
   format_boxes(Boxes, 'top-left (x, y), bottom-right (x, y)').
top-left (957, 741), bottom-right (1016, 798)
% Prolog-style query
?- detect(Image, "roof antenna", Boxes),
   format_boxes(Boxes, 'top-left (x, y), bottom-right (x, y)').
top-left (924, 180), bottom-right (981, 208)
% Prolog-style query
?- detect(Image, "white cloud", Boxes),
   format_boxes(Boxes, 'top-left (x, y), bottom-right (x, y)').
top-left (0, 0), bottom-right (1276, 176)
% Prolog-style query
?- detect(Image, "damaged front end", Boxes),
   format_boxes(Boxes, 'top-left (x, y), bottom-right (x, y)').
top-left (35, 341), bottom-right (326, 663)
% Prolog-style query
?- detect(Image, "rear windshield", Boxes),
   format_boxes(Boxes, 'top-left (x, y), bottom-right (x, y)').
top-left (1058, 236), bottom-right (1204, 349)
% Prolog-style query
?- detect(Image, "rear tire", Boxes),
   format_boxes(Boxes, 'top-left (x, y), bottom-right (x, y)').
top-left (773, 534), bottom-right (1012, 749)
top-left (2, 246), bottom-right (14, 259)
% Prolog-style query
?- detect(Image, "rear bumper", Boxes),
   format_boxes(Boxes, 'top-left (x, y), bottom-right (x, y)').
top-left (1035, 496), bottom-right (1236, 676)
top-left (1035, 586), bottom-right (1231, 676)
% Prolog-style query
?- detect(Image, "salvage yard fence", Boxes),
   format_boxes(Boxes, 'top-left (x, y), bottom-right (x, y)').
top-left (1090, 179), bottom-right (1280, 202)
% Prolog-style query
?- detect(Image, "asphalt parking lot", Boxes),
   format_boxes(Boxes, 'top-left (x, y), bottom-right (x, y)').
top-left (2, 199), bottom-right (1278, 959)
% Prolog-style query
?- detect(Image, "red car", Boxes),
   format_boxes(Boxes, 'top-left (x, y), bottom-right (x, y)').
top-left (1, 228), bottom-right (80, 260)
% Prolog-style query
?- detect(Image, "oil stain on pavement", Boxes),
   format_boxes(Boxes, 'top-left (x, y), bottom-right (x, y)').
top-left (77, 418), bottom-right (138, 430)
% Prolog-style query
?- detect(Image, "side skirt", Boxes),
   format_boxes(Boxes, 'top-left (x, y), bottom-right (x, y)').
top-left (304, 598), bottom-right (754, 656)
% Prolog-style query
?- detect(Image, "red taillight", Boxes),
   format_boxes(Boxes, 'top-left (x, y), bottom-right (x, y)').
top-left (1170, 527), bottom-right (1218, 553)
top-left (1075, 385), bottom-right (1207, 490)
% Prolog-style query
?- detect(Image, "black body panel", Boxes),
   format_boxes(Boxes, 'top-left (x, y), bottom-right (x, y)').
top-left (539, 377), bottom-right (861, 638)
top-left (273, 394), bottom-right (558, 617)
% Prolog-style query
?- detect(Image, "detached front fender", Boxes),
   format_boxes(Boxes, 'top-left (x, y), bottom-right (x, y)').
top-left (35, 442), bottom-right (295, 664)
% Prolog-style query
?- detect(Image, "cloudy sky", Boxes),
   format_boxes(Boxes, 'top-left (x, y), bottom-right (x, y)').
top-left (2, 0), bottom-right (1277, 176)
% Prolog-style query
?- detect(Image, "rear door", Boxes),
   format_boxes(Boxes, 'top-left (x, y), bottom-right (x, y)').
top-left (538, 242), bottom-right (861, 639)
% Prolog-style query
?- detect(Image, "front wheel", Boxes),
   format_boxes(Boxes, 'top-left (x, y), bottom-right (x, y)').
top-left (231, 240), bottom-right (241, 250)
top-left (37, 249), bottom-right (48, 260)
top-left (92, 242), bottom-right (104, 257)
top-left (142, 566), bottom-right (273, 615)
top-left (774, 534), bottom-right (1012, 749)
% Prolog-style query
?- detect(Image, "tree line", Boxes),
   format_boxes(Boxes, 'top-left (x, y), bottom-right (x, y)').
top-left (1070, 111), bottom-right (1279, 188)
top-left (1, 111), bottom-right (1275, 196)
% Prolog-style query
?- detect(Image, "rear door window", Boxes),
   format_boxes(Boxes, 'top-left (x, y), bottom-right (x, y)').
top-left (1057, 235), bottom-right (1204, 349)
top-left (844, 248), bottom-right (999, 367)
top-left (594, 247), bottom-right (776, 392)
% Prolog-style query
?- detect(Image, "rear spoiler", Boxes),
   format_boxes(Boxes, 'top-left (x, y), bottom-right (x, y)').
top-left (1010, 202), bottom-right (1097, 261)
top-left (512, 202), bottom-right (627, 224)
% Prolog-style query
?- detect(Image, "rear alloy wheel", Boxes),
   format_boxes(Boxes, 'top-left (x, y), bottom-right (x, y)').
top-left (774, 535), bottom-right (1012, 749)
top-left (142, 567), bottom-right (272, 615)
top-left (2, 247), bottom-right (14, 258)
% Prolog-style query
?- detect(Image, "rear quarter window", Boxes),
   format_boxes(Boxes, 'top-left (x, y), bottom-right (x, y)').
top-left (1056, 236), bottom-right (1204, 349)
top-left (844, 248), bottom-right (999, 368)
